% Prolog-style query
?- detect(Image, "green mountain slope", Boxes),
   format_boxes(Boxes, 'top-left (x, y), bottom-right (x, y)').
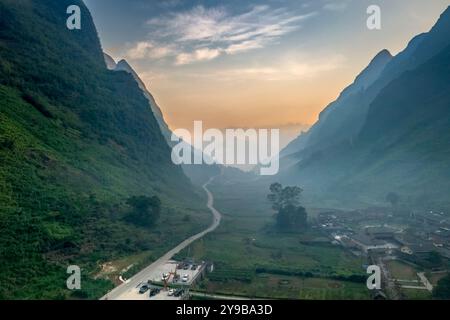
top-left (0, 0), bottom-right (208, 299)
top-left (105, 55), bottom-right (221, 185)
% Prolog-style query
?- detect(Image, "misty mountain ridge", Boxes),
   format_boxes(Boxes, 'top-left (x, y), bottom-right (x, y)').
top-left (276, 6), bottom-right (450, 207)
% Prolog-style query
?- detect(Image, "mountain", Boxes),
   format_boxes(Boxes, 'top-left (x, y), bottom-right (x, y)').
top-left (284, 6), bottom-right (450, 161)
top-left (282, 49), bottom-right (393, 158)
top-left (104, 52), bottom-right (117, 70)
top-left (351, 41), bottom-right (450, 200)
top-left (108, 56), bottom-right (173, 143)
top-left (277, 6), bottom-right (450, 207)
top-left (102, 55), bottom-right (221, 184)
top-left (0, 0), bottom-right (209, 299)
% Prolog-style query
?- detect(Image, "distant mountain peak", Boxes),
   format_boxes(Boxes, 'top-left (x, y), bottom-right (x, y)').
top-left (115, 59), bottom-right (133, 72)
top-left (104, 53), bottom-right (117, 70)
top-left (114, 59), bottom-right (149, 91)
top-left (352, 49), bottom-right (392, 91)
top-left (433, 5), bottom-right (450, 29)
top-left (371, 49), bottom-right (392, 62)
top-left (105, 55), bottom-right (149, 92)
top-left (106, 58), bottom-right (174, 145)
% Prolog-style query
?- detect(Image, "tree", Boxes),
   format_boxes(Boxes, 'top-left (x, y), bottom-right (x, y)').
top-left (125, 195), bottom-right (161, 227)
top-left (267, 183), bottom-right (307, 232)
top-left (433, 273), bottom-right (450, 299)
top-left (386, 192), bottom-right (400, 207)
top-left (276, 204), bottom-right (308, 231)
top-left (267, 183), bottom-right (303, 211)
top-left (427, 251), bottom-right (443, 266)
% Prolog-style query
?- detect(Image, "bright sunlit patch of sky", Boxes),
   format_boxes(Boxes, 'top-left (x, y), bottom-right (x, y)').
top-left (84, 0), bottom-right (450, 144)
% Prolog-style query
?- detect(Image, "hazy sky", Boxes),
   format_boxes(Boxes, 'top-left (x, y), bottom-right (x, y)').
top-left (84, 0), bottom-right (450, 144)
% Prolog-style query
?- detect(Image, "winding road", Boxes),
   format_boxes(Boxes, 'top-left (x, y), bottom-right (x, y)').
top-left (101, 176), bottom-right (222, 300)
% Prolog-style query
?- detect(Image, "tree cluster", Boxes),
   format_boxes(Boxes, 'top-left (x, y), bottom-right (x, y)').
top-left (267, 183), bottom-right (307, 231)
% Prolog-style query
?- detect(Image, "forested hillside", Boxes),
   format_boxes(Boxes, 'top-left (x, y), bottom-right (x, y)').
top-left (0, 0), bottom-right (208, 299)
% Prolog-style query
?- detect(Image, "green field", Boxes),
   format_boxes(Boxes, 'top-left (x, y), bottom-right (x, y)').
top-left (401, 288), bottom-right (432, 300)
top-left (177, 178), bottom-right (371, 300)
top-left (385, 260), bottom-right (434, 300)
top-left (386, 260), bottom-right (420, 281)
top-left (198, 274), bottom-right (370, 300)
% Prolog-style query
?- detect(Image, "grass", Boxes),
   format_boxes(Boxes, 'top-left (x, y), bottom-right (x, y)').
top-left (401, 288), bottom-right (432, 300)
top-left (386, 260), bottom-right (419, 281)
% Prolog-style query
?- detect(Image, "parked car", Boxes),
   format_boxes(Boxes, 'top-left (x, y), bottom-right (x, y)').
top-left (149, 288), bottom-right (160, 297)
top-left (191, 264), bottom-right (198, 270)
top-left (183, 264), bottom-right (190, 270)
top-left (182, 274), bottom-right (190, 282)
top-left (139, 284), bottom-right (149, 294)
top-left (168, 289), bottom-right (175, 296)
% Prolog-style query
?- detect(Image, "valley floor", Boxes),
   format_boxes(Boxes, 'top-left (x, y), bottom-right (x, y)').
top-left (175, 177), bottom-right (371, 300)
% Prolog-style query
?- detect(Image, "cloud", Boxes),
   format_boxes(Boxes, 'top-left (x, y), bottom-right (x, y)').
top-left (141, 5), bottom-right (316, 65)
top-left (225, 39), bottom-right (265, 55)
top-left (157, 6), bottom-right (230, 42)
top-left (323, 1), bottom-right (350, 12)
top-left (175, 48), bottom-right (222, 65)
top-left (203, 54), bottom-right (345, 81)
top-left (125, 41), bottom-right (174, 60)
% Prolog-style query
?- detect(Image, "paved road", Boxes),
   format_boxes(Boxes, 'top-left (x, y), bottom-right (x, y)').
top-left (101, 176), bottom-right (222, 300)
top-left (417, 272), bottom-right (433, 292)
